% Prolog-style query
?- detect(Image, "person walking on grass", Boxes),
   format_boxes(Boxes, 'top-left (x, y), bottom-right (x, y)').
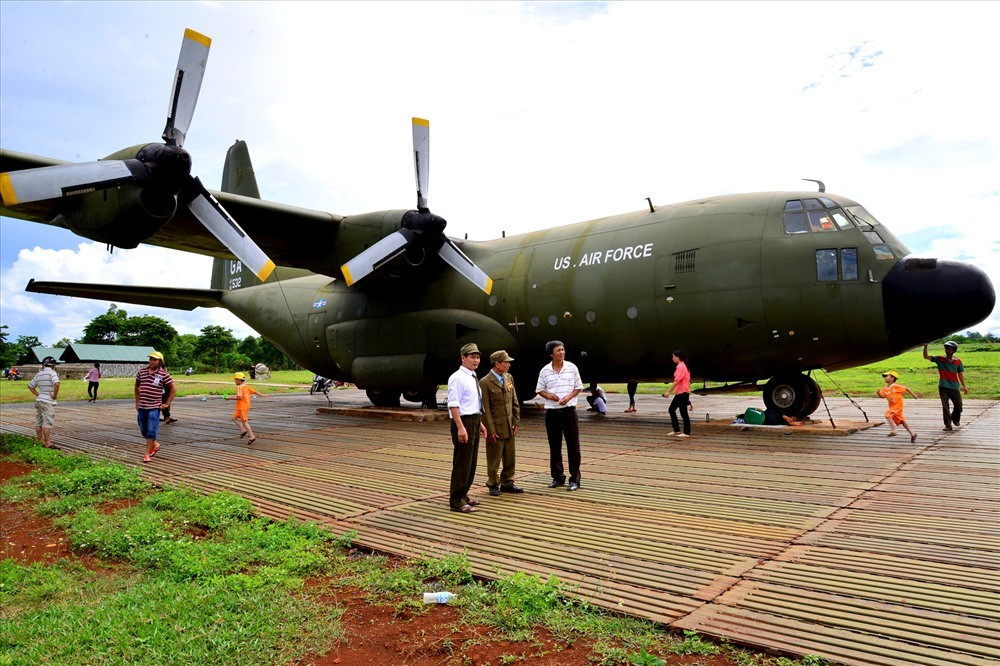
top-left (135, 351), bottom-right (175, 462)
top-left (224, 372), bottom-right (265, 443)
top-left (28, 356), bottom-right (60, 449)
top-left (85, 362), bottom-right (101, 402)
top-left (876, 371), bottom-right (918, 443)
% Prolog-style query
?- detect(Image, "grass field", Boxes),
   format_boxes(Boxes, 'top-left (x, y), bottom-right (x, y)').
top-left (3, 346), bottom-right (997, 404)
top-left (0, 370), bottom-right (316, 405)
top-left (603, 345), bottom-right (1000, 400)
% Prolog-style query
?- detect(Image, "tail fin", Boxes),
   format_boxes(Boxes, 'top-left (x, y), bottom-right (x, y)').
top-left (213, 141), bottom-right (263, 290)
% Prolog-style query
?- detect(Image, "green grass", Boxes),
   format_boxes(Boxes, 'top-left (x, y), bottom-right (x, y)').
top-left (603, 344), bottom-right (1000, 400)
top-left (0, 370), bottom-right (315, 404)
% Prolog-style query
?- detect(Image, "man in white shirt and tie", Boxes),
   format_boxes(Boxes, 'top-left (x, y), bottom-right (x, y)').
top-left (447, 343), bottom-right (488, 513)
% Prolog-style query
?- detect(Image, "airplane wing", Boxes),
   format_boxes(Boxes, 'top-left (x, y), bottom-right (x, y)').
top-left (25, 279), bottom-right (223, 311)
top-left (1, 149), bottom-right (342, 270)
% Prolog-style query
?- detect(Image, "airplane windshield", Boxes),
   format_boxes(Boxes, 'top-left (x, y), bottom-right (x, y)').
top-left (783, 198), bottom-right (848, 234)
top-left (845, 205), bottom-right (881, 227)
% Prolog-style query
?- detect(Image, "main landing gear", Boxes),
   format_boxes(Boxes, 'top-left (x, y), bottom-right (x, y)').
top-left (762, 373), bottom-right (822, 419)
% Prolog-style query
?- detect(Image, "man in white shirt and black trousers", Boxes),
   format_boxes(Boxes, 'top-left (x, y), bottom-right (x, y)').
top-left (535, 340), bottom-right (584, 491)
top-left (447, 343), bottom-right (489, 513)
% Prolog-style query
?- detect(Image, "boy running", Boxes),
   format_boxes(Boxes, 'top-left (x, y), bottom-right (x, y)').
top-left (877, 371), bottom-right (918, 443)
top-left (224, 372), bottom-right (265, 443)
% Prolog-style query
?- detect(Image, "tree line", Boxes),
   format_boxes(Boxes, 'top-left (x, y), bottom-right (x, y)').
top-left (0, 305), bottom-right (300, 373)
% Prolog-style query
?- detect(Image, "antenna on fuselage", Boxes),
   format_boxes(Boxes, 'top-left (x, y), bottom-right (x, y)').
top-left (645, 197), bottom-right (655, 213)
top-left (802, 178), bottom-right (826, 193)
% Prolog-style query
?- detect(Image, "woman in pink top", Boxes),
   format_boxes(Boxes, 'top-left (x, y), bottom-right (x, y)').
top-left (85, 363), bottom-right (102, 402)
top-left (663, 350), bottom-right (691, 437)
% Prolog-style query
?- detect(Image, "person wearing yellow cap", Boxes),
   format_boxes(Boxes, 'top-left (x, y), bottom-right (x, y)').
top-left (876, 371), bottom-right (919, 443)
top-left (134, 351), bottom-right (175, 462)
top-left (224, 371), bottom-right (266, 444)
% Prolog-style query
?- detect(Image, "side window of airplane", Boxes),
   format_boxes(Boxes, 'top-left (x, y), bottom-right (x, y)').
top-left (816, 249), bottom-right (839, 281)
top-left (816, 248), bottom-right (860, 282)
top-left (841, 248), bottom-right (859, 280)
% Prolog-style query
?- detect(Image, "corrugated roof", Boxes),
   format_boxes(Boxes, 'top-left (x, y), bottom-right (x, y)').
top-left (19, 347), bottom-right (65, 364)
top-left (62, 344), bottom-right (156, 363)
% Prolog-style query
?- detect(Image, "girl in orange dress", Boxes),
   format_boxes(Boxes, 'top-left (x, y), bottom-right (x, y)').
top-left (877, 371), bottom-right (918, 443)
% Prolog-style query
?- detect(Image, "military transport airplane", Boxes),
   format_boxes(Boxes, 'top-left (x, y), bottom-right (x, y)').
top-left (1, 29), bottom-right (995, 416)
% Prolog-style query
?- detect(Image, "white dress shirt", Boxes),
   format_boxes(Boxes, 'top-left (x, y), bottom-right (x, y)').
top-left (535, 360), bottom-right (584, 409)
top-left (447, 366), bottom-right (482, 417)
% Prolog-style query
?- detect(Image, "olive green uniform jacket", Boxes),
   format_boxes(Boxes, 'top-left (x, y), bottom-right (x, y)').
top-left (480, 371), bottom-right (520, 438)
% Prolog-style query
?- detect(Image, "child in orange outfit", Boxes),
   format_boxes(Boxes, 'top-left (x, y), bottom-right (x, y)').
top-left (877, 371), bottom-right (918, 443)
top-left (224, 372), bottom-right (266, 444)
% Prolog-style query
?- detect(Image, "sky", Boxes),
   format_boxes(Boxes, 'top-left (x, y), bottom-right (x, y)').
top-left (2, 0), bottom-right (998, 346)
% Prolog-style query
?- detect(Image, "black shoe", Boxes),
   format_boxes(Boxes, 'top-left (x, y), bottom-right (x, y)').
top-left (488, 486), bottom-right (500, 497)
top-left (500, 484), bottom-right (524, 494)
top-left (547, 480), bottom-right (565, 488)
top-left (567, 482), bottom-right (580, 491)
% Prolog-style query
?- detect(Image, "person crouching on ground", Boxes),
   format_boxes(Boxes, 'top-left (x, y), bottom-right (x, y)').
top-left (877, 371), bottom-right (918, 443)
top-left (135, 351), bottom-right (175, 462)
top-left (225, 372), bottom-right (265, 444)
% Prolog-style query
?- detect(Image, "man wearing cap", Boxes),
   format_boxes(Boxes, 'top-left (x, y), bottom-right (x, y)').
top-left (447, 343), bottom-right (488, 513)
top-left (923, 341), bottom-right (969, 431)
top-left (535, 340), bottom-right (584, 491)
top-left (134, 351), bottom-right (175, 462)
top-left (479, 350), bottom-right (522, 497)
top-left (28, 356), bottom-right (60, 449)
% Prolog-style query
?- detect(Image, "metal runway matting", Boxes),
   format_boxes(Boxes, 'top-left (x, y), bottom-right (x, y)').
top-left (2, 389), bottom-right (998, 665)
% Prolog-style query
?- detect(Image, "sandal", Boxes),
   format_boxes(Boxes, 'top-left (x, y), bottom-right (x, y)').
top-left (453, 504), bottom-right (479, 513)
top-left (911, 434), bottom-right (918, 443)
top-left (150, 443), bottom-right (160, 457)
top-left (247, 437), bottom-right (256, 445)
top-left (624, 406), bottom-right (636, 413)
top-left (240, 432), bottom-right (248, 438)
top-left (466, 498), bottom-right (481, 506)
top-left (142, 454), bottom-right (152, 463)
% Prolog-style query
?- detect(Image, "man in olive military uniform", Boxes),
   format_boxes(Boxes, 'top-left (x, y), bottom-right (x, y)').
top-left (479, 350), bottom-right (523, 496)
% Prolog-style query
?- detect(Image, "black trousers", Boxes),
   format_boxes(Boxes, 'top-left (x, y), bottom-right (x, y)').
top-left (938, 387), bottom-right (963, 428)
top-left (87, 381), bottom-right (99, 400)
top-left (669, 393), bottom-right (691, 434)
top-left (545, 407), bottom-right (581, 484)
top-left (450, 414), bottom-right (481, 510)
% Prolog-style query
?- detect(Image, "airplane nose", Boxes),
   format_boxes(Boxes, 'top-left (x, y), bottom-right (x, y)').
top-left (882, 256), bottom-right (996, 353)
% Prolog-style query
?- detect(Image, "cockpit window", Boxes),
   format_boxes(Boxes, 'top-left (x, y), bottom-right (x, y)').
top-left (783, 198), bottom-right (841, 234)
top-left (846, 205), bottom-right (881, 227)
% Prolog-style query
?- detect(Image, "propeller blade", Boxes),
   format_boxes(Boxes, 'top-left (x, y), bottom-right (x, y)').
top-left (412, 117), bottom-right (430, 210)
top-left (186, 177), bottom-right (275, 281)
top-left (439, 239), bottom-right (493, 294)
top-left (162, 29), bottom-right (212, 147)
top-left (340, 230), bottom-right (412, 287)
top-left (0, 160), bottom-right (138, 206)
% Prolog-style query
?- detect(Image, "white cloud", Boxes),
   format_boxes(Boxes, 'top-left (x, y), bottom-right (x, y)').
top-left (0, 242), bottom-right (256, 343)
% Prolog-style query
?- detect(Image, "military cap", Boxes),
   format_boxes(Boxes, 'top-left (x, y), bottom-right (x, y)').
top-left (490, 350), bottom-right (514, 363)
top-left (460, 343), bottom-right (481, 356)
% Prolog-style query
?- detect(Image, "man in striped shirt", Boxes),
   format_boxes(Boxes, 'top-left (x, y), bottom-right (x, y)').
top-left (535, 340), bottom-right (584, 491)
top-left (923, 341), bottom-right (969, 431)
top-left (28, 356), bottom-right (60, 449)
top-left (134, 351), bottom-right (175, 462)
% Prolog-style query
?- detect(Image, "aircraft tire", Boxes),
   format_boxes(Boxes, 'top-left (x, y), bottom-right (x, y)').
top-left (762, 374), bottom-right (815, 418)
top-left (366, 389), bottom-right (401, 408)
top-left (803, 376), bottom-right (822, 416)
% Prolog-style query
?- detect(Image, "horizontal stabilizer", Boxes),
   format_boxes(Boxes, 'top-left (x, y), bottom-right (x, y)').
top-left (26, 279), bottom-right (223, 311)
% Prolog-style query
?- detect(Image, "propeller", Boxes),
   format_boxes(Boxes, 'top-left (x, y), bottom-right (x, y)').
top-left (340, 117), bottom-right (493, 294)
top-left (0, 29), bottom-right (275, 281)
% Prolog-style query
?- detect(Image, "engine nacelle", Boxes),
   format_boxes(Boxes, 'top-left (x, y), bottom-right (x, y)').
top-left (61, 184), bottom-right (177, 249)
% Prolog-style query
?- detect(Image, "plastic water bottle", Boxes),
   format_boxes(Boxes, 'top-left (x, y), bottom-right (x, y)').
top-left (200, 397), bottom-right (208, 401)
top-left (423, 591), bottom-right (455, 604)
